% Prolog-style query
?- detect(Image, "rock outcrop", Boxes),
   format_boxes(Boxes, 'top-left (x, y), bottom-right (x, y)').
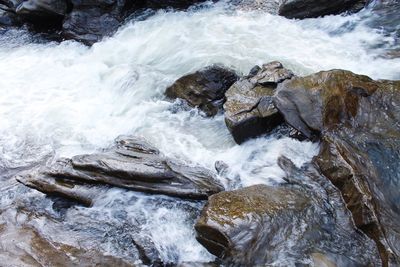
top-left (195, 157), bottom-right (381, 266)
top-left (0, 0), bottom-right (374, 43)
top-left (17, 136), bottom-right (224, 205)
top-left (165, 66), bottom-right (239, 117)
top-left (223, 61), bottom-right (293, 144)
top-left (278, 0), bottom-right (368, 19)
top-left (61, 0), bottom-right (132, 45)
top-left (274, 70), bottom-right (400, 266)
top-left (0, 0), bottom-right (209, 44)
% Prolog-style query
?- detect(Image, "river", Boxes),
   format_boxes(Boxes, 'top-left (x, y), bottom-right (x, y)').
top-left (0, 0), bottom-right (399, 265)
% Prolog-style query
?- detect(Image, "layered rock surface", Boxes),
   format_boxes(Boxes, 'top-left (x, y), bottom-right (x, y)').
top-left (165, 66), bottom-right (239, 117)
top-left (17, 136), bottom-right (224, 205)
top-left (195, 157), bottom-right (381, 266)
top-left (274, 70), bottom-right (400, 266)
top-left (223, 61), bottom-right (293, 144)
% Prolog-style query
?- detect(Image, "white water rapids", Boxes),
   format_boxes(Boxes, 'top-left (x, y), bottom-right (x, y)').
top-left (0, 1), bottom-right (399, 265)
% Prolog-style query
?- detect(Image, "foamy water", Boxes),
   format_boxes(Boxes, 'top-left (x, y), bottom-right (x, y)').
top-left (0, 1), bottom-right (399, 264)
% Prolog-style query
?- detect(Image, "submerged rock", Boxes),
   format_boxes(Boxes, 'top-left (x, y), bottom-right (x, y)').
top-left (165, 66), bottom-right (239, 117)
top-left (1, 178), bottom-right (205, 266)
top-left (274, 70), bottom-right (400, 266)
top-left (278, 0), bottom-right (368, 19)
top-left (223, 61), bottom-right (293, 144)
top-left (195, 157), bottom-right (381, 266)
top-left (17, 136), bottom-right (224, 205)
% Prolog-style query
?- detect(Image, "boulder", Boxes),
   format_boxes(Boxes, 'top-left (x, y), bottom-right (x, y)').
top-left (195, 157), bottom-right (381, 266)
top-left (17, 136), bottom-right (224, 205)
top-left (60, 0), bottom-right (137, 45)
top-left (0, 8), bottom-right (22, 26)
top-left (223, 61), bottom-right (293, 144)
top-left (278, 0), bottom-right (368, 19)
top-left (145, 0), bottom-right (208, 9)
top-left (165, 66), bottom-right (239, 117)
top-left (274, 70), bottom-right (400, 266)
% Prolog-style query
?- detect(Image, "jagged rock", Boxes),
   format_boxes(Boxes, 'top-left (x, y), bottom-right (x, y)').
top-left (278, 0), bottom-right (368, 19)
top-left (17, 136), bottom-right (224, 204)
top-left (195, 156), bottom-right (381, 266)
top-left (165, 66), bottom-right (239, 117)
top-left (274, 70), bottom-right (400, 266)
top-left (223, 61), bottom-right (293, 144)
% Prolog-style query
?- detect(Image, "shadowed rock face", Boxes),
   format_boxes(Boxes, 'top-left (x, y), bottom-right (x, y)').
top-left (195, 157), bottom-right (381, 266)
top-left (278, 0), bottom-right (368, 19)
top-left (274, 70), bottom-right (400, 266)
top-left (165, 66), bottom-right (239, 117)
top-left (16, 0), bottom-right (67, 18)
top-left (223, 61), bottom-right (293, 144)
top-left (0, 0), bottom-right (209, 44)
top-left (17, 136), bottom-right (224, 205)
top-left (61, 0), bottom-right (143, 45)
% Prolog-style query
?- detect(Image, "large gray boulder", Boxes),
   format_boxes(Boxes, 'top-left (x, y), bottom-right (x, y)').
top-left (223, 61), bottom-right (293, 144)
top-left (17, 136), bottom-right (224, 205)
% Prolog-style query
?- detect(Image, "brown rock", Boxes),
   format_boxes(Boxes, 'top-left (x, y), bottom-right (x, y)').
top-left (195, 157), bottom-right (381, 266)
top-left (274, 70), bottom-right (400, 266)
top-left (165, 66), bottom-right (239, 116)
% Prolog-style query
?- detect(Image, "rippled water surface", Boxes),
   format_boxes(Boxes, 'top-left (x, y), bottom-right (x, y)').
top-left (0, 1), bottom-right (399, 265)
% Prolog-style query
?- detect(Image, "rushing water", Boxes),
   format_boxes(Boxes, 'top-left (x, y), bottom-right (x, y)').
top-left (0, 1), bottom-right (399, 265)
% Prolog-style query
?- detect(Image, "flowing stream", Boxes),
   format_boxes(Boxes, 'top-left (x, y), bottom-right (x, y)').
top-left (0, 1), bottom-right (399, 265)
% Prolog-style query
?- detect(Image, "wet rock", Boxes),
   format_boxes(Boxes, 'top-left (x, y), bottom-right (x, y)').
top-left (228, 0), bottom-right (280, 14)
top-left (60, 0), bottom-right (137, 45)
top-left (145, 0), bottom-right (209, 9)
top-left (15, 0), bottom-right (68, 18)
top-left (274, 70), bottom-right (400, 266)
top-left (195, 156), bottom-right (381, 266)
top-left (278, 0), bottom-right (368, 19)
top-left (17, 136), bottom-right (224, 204)
top-left (0, 8), bottom-right (22, 26)
top-left (0, 0), bottom-right (210, 44)
top-left (0, 226), bottom-right (135, 266)
top-left (16, 163), bottom-right (106, 207)
top-left (223, 61), bottom-right (294, 144)
top-left (165, 66), bottom-right (239, 117)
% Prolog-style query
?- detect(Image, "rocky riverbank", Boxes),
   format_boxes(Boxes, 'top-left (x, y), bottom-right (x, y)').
top-left (169, 62), bottom-right (400, 266)
top-left (1, 0), bottom-right (399, 266)
top-left (12, 60), bottom-right (399, 266)
top-left (0, 0), bottom-right (371, 44)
